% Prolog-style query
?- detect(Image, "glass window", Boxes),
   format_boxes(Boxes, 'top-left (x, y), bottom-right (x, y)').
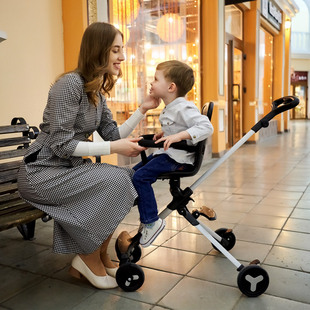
top-left (258, 28), bottom-right (273, 117)
top-left (225, 5), bottom-right (242, 40)
top-left (108, 0), bottom-right (200, 135)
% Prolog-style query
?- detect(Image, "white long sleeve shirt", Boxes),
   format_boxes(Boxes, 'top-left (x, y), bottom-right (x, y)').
top-left (72, 109), bottom-right (144, 156)
top-left (153, 97), bottom-right (214, 165)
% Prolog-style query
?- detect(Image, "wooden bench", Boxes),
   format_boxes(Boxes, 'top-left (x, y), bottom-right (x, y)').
top-left (0, 117), bottom-right (45, 240)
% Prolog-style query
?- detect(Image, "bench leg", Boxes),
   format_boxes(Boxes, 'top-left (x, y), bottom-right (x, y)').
top-left (17, 220), bottom-right (36, 240)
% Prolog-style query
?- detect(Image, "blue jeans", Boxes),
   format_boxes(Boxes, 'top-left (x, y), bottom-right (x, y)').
top-left (133, 154), bottom-right (191, 224)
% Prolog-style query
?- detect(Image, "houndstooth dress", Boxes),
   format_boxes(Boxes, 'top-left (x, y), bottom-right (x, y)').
top-left (18, 73), bottom-right (137, 254)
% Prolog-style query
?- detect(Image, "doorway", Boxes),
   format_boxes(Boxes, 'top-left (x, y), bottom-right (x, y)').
top-left (226, 40), bottom-right (243, 147)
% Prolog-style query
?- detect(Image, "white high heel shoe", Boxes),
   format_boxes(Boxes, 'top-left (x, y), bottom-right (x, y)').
top-left (69, 255), bottom-right (118, 289)
top-left (105, 267), bottom-right (118, 278)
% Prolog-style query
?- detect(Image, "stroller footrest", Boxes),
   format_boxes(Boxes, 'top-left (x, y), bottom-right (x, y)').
top-left (192, 206), bottom-right (217, 220)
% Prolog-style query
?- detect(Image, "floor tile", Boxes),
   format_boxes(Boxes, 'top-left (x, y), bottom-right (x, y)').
top-left (249, 204), bottom-right (293, 217)
top-left (265, 190), bottom-right (304, 200)
top-left (225, 194), bottom-right (263, 204)
top-left (264, 265), bottom-right (310, 304)
top-left (159, 277), bottom-right (241, 310)
top-left (233, 225), bottom-right (280, 245)
top-left (234, 294), bottom-right (310, 310)
top-left (0, 266), bottom-right (45, 303)
top-left (295, 199), bottom-right (310, 209)
top-left (72, 292), bottom-right (153, 310)
top-left (188, 255), bottom-right (243, 287)
top-left (215, 200), bottom-right (256, 213)
top-left (139, 247), bottom-right (203, 275)
top-left (2, 278), bottom-right (95, 310)
top-left (284, 218), bottom-right (310, 233)
top-left (290, 208), bottom-right (310, 220)
top-left (239, 213), bottom-right (287, 230)
top-left (265, 246), bottom-right (310, 272)
top-left (275, 230), bottom-right (310, 251)
top-left (162, 231), bottom-right (214, 254)
top-left (112, 268), bottom-right (182, 304)
top-left (211, 240), bottom-right (272, 263)
top-left (259, 197), bottom-right (299, 208)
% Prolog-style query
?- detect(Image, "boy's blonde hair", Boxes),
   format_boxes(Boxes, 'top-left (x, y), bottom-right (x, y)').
top-left (156, 60), bottom-right (195, 97)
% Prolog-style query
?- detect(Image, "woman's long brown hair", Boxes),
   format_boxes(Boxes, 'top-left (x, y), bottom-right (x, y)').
top-left (75, 22), bottom-right (123, 106)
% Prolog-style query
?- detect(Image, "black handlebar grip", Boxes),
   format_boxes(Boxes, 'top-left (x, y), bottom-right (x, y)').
top-left (251, 96), bottom-right (299, 133)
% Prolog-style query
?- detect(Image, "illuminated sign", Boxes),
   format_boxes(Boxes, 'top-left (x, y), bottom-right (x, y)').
top-left (261, 0), bottom-right (282, 30)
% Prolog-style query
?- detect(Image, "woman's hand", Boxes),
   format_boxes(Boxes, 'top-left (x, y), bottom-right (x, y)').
top-left (155, 131), bottom-right (191, 150)
top-left (110, 138), bottom-right (146, 157)
top-left (139, 95), bottom-right (160, 114)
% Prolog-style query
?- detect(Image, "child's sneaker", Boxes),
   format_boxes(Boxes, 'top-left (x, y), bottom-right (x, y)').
top-left (139, 218), bottom-right (166, 247)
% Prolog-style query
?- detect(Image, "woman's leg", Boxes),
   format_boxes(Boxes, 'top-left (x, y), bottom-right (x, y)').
top-left (78, 248), bottom-right (107, 276)
top-left (99, 234), bottom-right (118, 268)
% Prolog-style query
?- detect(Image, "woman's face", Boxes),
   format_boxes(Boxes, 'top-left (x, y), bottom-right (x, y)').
top-left (107, 33), bottom-right (125, 75)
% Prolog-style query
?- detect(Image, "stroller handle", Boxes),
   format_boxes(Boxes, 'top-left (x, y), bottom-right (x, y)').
top-left (251, 96), bottom-right (299, 133)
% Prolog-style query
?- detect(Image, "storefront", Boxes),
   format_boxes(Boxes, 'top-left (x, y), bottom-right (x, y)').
top-left (95, 0), bottom-right (201, 140)
top-left (62, 0), bottom-right (297, 162)
top-left (291, 71), bottom-right (308, 119)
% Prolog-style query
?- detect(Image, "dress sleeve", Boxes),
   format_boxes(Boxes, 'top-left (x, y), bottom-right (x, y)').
top-left (96, 96), bottom-right (121, 141)
top-left (47, 73), bottom-right (83, 158)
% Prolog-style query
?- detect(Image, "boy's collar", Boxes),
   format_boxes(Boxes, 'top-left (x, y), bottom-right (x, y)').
top-left (164, 97), bottom-right (185, 108)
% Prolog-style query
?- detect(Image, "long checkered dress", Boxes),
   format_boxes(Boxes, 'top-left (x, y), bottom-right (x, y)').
top-left (18, 73), bottom-right (137, 254)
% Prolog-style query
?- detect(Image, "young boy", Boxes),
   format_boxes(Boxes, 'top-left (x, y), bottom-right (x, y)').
top-left (133, 60), bottom-right (214, 247)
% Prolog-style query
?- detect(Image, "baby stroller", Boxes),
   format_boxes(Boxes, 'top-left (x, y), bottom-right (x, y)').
top-left (114, 96), bottom-right (299, 297)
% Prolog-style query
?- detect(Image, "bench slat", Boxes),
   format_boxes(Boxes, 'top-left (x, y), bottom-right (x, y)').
top-left (0, 169), bottom-right (18, 184)
top-left (0, 209), bottom-right (44, 231)
top-left (0, 124), bottom-right (29, 134)
top-left (0, 200), bottom-right (32, 216)
top-left (0, 183), bottom-right (18, 195)
top-left (0, 148), bottom-right (26, 160)
top-left (0, 160), bottom-right (21, 173)
top-left (0, 136), bottom-right (30, 148)
top-left (0, 192), bottom-right (20, 204)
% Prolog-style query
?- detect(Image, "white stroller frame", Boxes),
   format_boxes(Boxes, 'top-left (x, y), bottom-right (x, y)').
top-left (114, 96), bottom-right (299, 297)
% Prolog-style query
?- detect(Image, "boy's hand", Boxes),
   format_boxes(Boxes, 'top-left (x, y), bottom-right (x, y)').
top-left (155, 131), bottom-right (191, 150)
top-left (153, 132), bottom-right (164, 141)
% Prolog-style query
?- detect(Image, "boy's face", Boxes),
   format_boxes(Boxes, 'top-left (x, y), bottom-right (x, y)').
top-left (149, 69), bottom-right (171, 99)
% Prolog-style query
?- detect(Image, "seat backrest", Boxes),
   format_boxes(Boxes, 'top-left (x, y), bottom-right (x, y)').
top-left (158, 101), bottom-right (214, 180)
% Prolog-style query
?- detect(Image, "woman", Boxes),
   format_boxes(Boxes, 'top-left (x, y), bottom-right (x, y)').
top-left (18, 22), bottom-right (160, 289)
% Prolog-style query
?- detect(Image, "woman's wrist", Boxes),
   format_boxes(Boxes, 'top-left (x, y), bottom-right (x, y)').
top-left (138, 105), bottom-right (147, 114)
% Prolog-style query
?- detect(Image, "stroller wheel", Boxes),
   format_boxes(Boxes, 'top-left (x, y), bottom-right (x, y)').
top-left (212, 228), bottom-right (236, 251)
top-left (237, 265), bottom-right (269, 297)
top-left (116, 263), bottom-right (145, 292)
top-left (115, 233), bottom-right (142, 263)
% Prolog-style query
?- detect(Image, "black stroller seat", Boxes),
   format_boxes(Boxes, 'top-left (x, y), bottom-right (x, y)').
top-left (139, 101), bottom-right (214, 180)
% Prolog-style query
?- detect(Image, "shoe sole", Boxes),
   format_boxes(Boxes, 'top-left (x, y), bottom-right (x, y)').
top-left (140, 219), bottom-right (166, 248)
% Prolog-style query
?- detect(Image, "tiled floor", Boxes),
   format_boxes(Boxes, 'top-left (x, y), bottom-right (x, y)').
top-left (1, 120), bottom-right (310, 310)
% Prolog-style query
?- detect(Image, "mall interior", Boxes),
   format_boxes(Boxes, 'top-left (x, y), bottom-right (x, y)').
top-left (1, 0), bottom-right (309, 162)
top-left (1, 1), bottom-right (310, 309)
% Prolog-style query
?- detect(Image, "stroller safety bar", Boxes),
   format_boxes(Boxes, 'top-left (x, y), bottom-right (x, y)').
top-left (191, 96), bottom-right (299, 192)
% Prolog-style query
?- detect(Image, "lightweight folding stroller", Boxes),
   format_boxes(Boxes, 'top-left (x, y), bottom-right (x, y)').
top-left (114, 96), bottom-right (299, 297)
